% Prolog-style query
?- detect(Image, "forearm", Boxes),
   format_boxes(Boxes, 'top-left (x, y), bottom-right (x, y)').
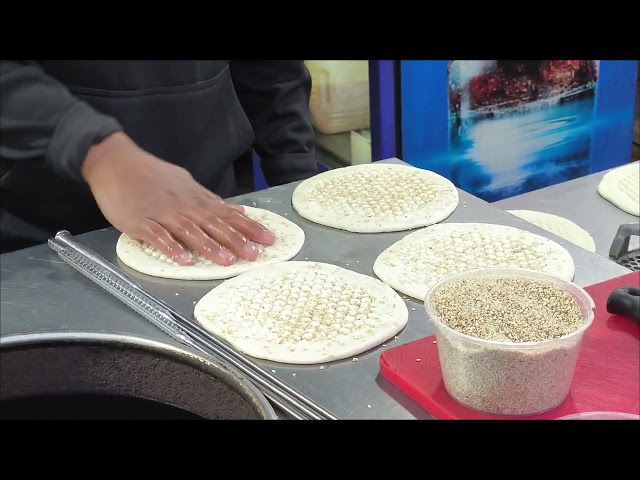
top-left (0, 60), bottom-right (123, 181)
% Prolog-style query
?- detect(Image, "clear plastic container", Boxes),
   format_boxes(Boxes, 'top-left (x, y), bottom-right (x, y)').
top-left (305, 60), bottom-right (370, 135)
top-left (424, 268), bottom-right (596, 417)
top-left (557, 412), bottom-right (639, 420)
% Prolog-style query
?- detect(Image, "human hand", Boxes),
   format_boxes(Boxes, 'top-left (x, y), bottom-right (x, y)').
top-left (82, 132), bottom-right (276, 266)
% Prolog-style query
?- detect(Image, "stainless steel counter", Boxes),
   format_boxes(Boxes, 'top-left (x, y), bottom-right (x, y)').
top-left (493, 166), bottom-right (639, 259)
top-left (0, 158), bottom-right (631, 419)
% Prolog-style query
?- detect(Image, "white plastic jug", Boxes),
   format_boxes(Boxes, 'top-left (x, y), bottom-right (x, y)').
top-left (305, 60), bottom-right (371, 135)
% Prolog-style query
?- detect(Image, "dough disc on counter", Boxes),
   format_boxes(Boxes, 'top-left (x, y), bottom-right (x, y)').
top-left (597, 162), bottom-right (640, 216)
top-left (115, 206), bottom-right (305, 280)
top-left (194, 261), bottom-right (408, 364)
top-left (507, 210), bottom-right (596, 253)
top-left (291, 163), bottom-right (459, 233)
top-left (373, 223), bottom-right (575, 301)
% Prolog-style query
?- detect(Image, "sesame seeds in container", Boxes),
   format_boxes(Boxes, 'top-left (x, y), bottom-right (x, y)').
top-left (424, 268), bottom-right (595, 417)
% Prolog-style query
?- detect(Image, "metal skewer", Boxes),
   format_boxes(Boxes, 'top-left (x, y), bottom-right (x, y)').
top-left (49, 231), bottom-right (337, 420)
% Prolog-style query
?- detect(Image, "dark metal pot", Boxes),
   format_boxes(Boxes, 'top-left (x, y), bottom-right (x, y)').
top-left (0, 332), bottom-right (277, 420)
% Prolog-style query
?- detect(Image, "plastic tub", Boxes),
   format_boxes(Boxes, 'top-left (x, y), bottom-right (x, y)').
top-left (424, 268), bottom-right (596, 417)
top-left (305, 60), bottom-right (370, 134)
top-left (557, 411), bottom-right (640, 420)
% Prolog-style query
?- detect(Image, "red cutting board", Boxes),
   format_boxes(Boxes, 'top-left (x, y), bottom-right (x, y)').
top-left (380, 271), bottom-right (640, 420)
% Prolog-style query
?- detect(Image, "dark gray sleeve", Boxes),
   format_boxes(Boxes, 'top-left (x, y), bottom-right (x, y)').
top-left (0, 60), bottom-right (123, 181)
top-left (229, 60), bottom-right (318, 186)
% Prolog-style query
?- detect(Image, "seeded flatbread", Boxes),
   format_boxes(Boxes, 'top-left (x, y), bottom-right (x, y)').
top-left (115, 206), bottom-right (305, 280)
top-left (291, 163), bottom-right (459, 233)
top-left (597, 162), bottom-right (640, 216)
top-left (507, 210), bottom-right (596, 253)
top-left (194, 261), bottom-right (408, 364)
top-left (373, 223), bottom-right (575, 301)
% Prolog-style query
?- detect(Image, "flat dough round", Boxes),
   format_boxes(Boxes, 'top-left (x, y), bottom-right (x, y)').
top-left (115, 206), bottom-right (305, 280)
top-left (194, 261), bottom-right (408, 364)
top-left (597, 162), bottom-right (640, 216)
top-left (291, 163), bottom-right (459, 233)
top-left (507, 210), bottom-right (596, 253)
top-left (373, 223), bottom-right (576, 301)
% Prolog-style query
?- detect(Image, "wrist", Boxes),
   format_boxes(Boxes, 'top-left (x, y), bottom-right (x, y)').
top-left (81, 132), bottom-right (139, 184)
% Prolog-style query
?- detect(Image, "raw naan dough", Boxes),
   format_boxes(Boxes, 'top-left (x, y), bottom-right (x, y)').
top-left (507, 210), bottom-right (596, 253)
top-left (373, 223), bottom-right (575, 301)
top-left (597, 162), bottom-right (640, 216)
top-left (115, 206), bottom-right (305, 280)
top-left (291, 163), bottom-right (459, 233)
top-left (194, 261), bottom-right (408, 364)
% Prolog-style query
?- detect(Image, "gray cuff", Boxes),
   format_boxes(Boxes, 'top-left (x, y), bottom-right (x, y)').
top-left (47, 101), bottom-right (123, 181)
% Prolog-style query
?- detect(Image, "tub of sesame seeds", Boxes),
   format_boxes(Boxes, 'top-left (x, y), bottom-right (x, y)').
top-left (424, 268), bottom-right (595, 417)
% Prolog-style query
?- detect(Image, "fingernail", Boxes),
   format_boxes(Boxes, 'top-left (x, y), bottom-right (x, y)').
top-left (179, 251), bottom-right (194, 264)
top-left (219, 248), bottom-right (235, 263)
top-left (262, 228), bottom-right (276, 244)
top-left (262, 226), bottom-right (276, 238)
top-left (243, 241), bottom-right (259, 258)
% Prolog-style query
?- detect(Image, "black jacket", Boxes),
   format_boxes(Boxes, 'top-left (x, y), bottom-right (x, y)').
top-left (0, 60), bottom-right (317, 252)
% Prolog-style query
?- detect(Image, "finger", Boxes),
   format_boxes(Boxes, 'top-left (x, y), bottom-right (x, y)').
top-left (228, 203), bottom-right (245, 213)
top-left (195, 184), bottom-right (245, 213)
top-left (195, 189), bottom-right (275, 246)
top-left (187, 205), bottom-right (260, 261)
top-left (161, 214), bottom-right (236, 266)
top-left (223, 208), bottom-right (276, 246)
top-left (130, 219), bottom-right (195, 266)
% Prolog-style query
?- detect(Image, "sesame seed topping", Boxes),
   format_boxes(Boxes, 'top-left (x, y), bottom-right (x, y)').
top-left (432, 277), bottom-right (583, 342)
top-left (431, 275), bottom-right (587, 416)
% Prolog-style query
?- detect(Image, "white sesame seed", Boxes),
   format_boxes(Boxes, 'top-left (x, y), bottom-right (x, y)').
top-left (175, 293), bottom-right (179, 296)
top-left (433, 277), bottom-right (583, 342)
top-left (432, 340), bottom-right (437, 344)
top-left (192, 263), bottom-right (394, 377)
top-left (271, 370), bottom-right (276, 373)
top-left (292, 373), bottom-right (296, 377)
top-left (295, 167), bottom-right (452, 231)
top-left (432, 276), bottom-right (586, 416)
top-left (367, 405), bottom-right (371, 408)
top-left (416, 358), bottom-right (421, 362)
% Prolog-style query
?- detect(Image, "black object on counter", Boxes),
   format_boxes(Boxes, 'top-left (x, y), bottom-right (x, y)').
top-left (609, 222), bottom-right (640, 272)
top-left (606, 286), bottom-right (640, 323)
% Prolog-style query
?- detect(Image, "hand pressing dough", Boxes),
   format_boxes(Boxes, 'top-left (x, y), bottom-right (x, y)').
top-left (115, 206), bottom-right (305, 280)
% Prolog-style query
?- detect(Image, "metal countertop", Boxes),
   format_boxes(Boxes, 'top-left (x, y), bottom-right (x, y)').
top-left (0, 159), bottom-right (631, 419)
top-left (493, 165), bottom-right (639, 259)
